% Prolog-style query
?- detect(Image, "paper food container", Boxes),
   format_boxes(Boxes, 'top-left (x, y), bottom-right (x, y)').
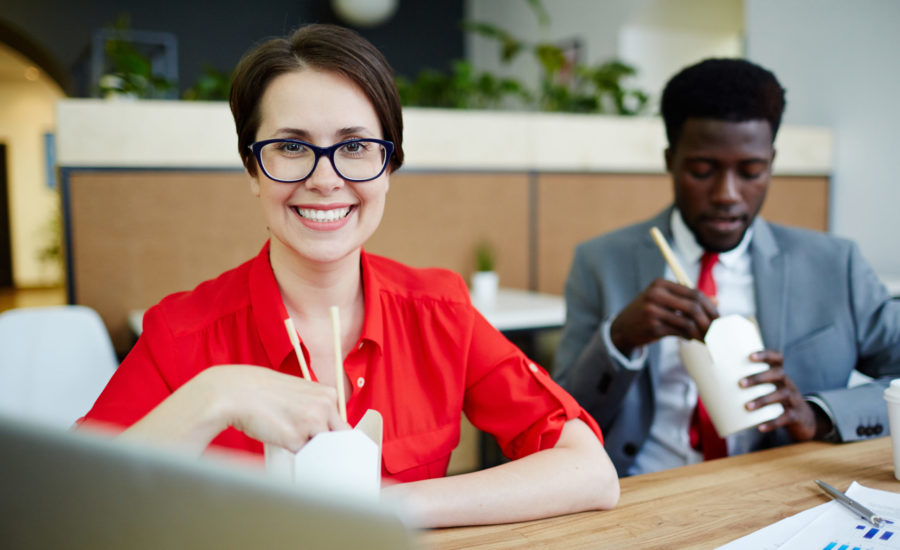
top-left (679, 314), bottom-right (784, 437)
top-left (264, 409), bottom-right (383, 502)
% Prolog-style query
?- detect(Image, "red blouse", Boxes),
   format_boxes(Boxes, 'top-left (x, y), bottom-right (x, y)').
top-left (82, 242), bottom-right (602, 482)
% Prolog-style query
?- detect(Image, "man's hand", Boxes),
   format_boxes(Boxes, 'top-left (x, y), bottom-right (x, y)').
top-left (740, 350), bottom-right (823, 442)
top-left (610, 278), bottom-right (719, 356)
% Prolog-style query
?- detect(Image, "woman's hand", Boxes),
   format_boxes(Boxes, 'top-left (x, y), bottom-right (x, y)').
top-left (213, 365), bottom-right (350, 452)
top-left (122, 365), bottom-right (349, 454)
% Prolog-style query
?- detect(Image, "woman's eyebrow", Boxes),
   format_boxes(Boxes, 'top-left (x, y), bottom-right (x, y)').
top-left (270, 127), bottom-right (374, 140)
top-left (336, 126), bottom-right (374, 137)
top-left (272, 127), bottom-right (311, 139)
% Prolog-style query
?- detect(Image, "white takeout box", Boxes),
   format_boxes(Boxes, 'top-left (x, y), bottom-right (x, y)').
top-left (264, 409), bottom-right (383, 502)
top-left (679, 314), bottom-right (784, 437)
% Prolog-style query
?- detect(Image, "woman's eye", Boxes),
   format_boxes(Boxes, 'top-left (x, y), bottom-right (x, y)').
top-left (340, 141), bottom-right (367, 155)
top-left (280, 142), bottom-right (305, 153)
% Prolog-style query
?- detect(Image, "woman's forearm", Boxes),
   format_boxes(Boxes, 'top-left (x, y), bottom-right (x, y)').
top-left (118, 365), bottom-right (348, 454)
top-left (119, 368), bottom-right (229, 453)
top-left (383, 419), bottom-right (619, 528)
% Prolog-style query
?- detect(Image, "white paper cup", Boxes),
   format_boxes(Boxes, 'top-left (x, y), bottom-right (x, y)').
top-left (679, 314), bottom-right (785, 437)
top-left (883, 379), bottom-right (900, 480)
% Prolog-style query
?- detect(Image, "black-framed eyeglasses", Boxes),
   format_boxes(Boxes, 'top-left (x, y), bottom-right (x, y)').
top-left (248, 138), bottom-right (394, 183)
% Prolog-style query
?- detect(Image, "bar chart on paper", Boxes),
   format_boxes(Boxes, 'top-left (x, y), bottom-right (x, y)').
top-left (776, 483), bottom-right (900, 550)
top-left (821, 520), bottom-right (896, 550)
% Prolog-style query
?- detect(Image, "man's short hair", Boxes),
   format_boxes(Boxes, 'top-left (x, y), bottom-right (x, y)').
top-left (661, 58), bottom-right (786, 147)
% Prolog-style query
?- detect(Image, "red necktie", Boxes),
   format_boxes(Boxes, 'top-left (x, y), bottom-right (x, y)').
top-left (688, 251), bottom-right (727, 460)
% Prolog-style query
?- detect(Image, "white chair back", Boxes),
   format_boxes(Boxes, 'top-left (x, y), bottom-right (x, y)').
top-left (0, 305), bottom-right (118, 428)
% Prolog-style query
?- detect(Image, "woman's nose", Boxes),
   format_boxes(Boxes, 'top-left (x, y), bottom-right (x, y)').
top-left (304, 155), bottom-right (344, 193)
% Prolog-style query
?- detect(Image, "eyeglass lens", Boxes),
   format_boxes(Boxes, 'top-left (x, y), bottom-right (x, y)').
top-left (259, 140), bottom-right (388, 182)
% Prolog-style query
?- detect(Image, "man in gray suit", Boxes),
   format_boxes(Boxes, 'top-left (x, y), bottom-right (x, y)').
top-left (554, 58), bottom-right (900, 476)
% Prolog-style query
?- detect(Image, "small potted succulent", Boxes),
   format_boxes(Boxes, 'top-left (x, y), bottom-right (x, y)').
top-left (471, 240), bottom-right (499, 306)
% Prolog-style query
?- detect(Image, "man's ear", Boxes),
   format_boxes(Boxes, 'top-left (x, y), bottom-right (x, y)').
top-left (664, 147), bottom-right (673, 173)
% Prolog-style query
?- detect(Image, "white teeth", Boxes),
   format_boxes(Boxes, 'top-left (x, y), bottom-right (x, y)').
top-left (295, 207), bottom-right (351, 222)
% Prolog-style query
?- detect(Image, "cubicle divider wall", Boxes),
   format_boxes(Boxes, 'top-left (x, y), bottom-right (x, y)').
top-left (534, 172), bottom-right (830, 295)
top-left (61, 166), bottom-right (829, 356)
top-left (62, 168), bottom-right (266, 354)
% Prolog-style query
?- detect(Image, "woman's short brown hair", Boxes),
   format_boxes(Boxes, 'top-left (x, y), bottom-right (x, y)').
top-left (229, 24), bottom-right (404, 176)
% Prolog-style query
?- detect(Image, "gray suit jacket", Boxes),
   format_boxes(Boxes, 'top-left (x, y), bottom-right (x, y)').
top-left (554, 208), bottom-right (900, 475)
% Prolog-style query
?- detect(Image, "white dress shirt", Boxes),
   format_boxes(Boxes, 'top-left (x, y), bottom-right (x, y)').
top-left (601, 209), bottom-right (756, 475)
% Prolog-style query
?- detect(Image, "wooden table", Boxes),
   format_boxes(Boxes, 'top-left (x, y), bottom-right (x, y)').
top-left (421, 437), bottom-right (898, 549)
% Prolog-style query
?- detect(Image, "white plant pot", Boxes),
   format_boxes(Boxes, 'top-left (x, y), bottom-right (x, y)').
top-left (471, 271), bottom-right (499, 307)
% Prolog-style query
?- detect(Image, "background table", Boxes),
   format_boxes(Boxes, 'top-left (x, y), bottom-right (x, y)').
top-left (472, 288), bottom-right (565, 332)
top-left (882, 276), bottom-right (900, 299)
top-left (422, 437), bottom-right (898, 549)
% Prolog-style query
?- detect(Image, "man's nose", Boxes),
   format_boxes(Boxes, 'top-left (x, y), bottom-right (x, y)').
top-left (710, 170), bottom-right (740, 203)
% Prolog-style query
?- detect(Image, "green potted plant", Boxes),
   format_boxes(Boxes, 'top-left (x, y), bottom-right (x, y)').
top-left (472, 240), bottom-right (499, 306)
top-left (398, 0), bottom-right (648, 115)
top-left (96, 16), bottom-right (175, 99)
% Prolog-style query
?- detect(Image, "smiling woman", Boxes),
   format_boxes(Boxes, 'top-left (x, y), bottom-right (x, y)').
top-left (248, 69), bottom-right (390, 268)
top-left (77, 23), bottom-right (619, 528)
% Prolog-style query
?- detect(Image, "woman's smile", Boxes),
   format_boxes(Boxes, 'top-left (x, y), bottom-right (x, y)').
top-left (291, 204), bottom-right (355, 229)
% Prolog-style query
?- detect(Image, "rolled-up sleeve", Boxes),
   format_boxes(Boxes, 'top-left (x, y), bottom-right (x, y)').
top-left (462, 309), bottom-right (603, 460)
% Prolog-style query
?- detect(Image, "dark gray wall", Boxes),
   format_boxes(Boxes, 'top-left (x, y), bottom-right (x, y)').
top-left (2, 0), bottom-right (464, 96)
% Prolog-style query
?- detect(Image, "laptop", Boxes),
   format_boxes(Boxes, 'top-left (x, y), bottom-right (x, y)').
top-left (0, 414), bottom-right (419, 549)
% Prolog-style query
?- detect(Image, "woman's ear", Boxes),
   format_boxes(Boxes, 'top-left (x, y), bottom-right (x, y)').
top-left (384, 165), bottom-right (393, 192)
top-left (248, 169), bottom-right (261, 197)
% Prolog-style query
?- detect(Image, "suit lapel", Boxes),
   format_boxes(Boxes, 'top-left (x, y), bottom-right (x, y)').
top-left (750, 219), bottom-right (787, 351)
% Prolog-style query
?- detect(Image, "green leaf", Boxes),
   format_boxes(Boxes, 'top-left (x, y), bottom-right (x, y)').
top-left (525, 0), bottom-right (551, 27)
top-left (535, 43), bottom-right (565, 74)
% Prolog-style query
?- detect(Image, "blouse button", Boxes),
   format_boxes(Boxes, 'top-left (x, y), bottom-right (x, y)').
top-left (357, 377), bottom-right (365, 388)
top-left (528, 362), bottom-right (539, 373)
top-left (357, 342), bottom-right (364, 350)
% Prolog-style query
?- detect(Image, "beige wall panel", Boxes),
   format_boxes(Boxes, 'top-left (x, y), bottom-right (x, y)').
top-left (759, 176), bottom-right (829, 232)
top-left (68, 171), bottom-right (267, 353)
top-left (536, 173), bottom-right (673, 295)
top-left (536, 174), bottom-right (830, 295)
top-left (366, 171), bottom-right (531, 290)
